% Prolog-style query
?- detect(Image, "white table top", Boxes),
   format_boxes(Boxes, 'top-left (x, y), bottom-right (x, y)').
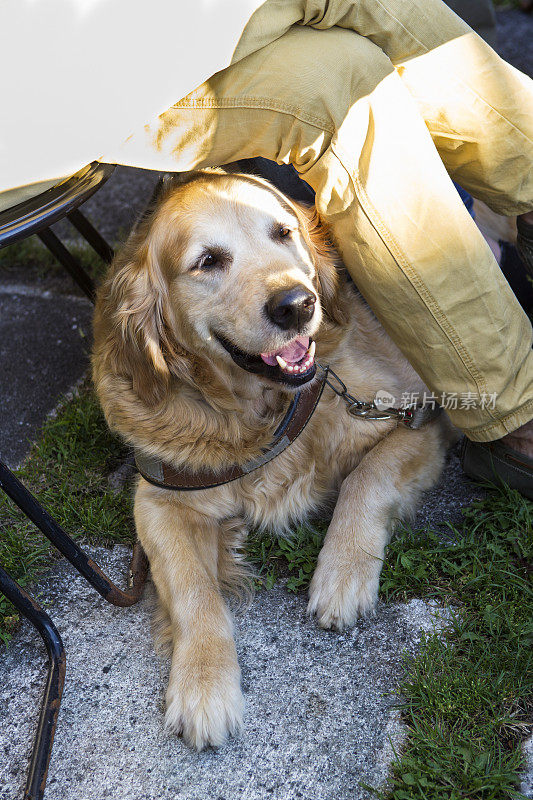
top-left (0, 0), bottom-right (265, 197)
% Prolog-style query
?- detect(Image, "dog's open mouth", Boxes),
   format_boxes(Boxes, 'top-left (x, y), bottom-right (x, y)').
top-left (215, 334), bottom-right (317, 387)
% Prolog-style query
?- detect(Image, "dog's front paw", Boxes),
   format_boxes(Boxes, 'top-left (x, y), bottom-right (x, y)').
top-left (307, 559), bottom-right (380, 631)
top-left (165, 640), bottom-right (243, 750)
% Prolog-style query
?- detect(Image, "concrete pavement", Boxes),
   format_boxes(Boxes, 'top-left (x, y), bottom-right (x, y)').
top-left (0, 546), bottom-right (445, 800)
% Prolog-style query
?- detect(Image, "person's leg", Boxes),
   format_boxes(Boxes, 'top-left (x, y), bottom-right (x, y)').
top-left (112, 22), bottom-right (532, 444)
top-left (227, 0), bottom-right (533, 212)
top-left (390, 13), bottom-right (533, 216)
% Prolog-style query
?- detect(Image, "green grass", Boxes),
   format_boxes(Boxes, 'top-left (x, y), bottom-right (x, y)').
top-left (0, 382), bottom-right (531, 796)
top-left (247, 524), bottom-right (326, 591)
top-left (0, 384), bottom-right (133, 642)
top-left (374, 490), bottom-right (533, 800)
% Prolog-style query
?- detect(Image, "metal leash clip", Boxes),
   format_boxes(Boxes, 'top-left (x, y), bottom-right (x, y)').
top-left (346, 401), bottom-right (405, 422)
top-left (318, 364), bottom-right (440, 429)
top-left (320, 364), bottom-right (389, 418)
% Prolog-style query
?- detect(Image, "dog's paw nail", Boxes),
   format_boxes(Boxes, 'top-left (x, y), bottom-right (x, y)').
top-left (308, 567), bottom-right (379, 631)
top-left (319, 615), bottom-right (344, 632)
top-left (306, 598), bottom-right (317, 618)
top-left (165, 672), bottom-right (244, 751)
top-left (164, 707), bottom-right (184, 737)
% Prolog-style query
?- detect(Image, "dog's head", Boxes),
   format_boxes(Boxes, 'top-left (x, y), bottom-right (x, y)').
top-left (95, 170), bottom-right (346, 406)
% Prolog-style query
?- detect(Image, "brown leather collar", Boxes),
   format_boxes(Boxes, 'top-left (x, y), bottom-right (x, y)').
top-left (135, 368), bottom-right (328, 491)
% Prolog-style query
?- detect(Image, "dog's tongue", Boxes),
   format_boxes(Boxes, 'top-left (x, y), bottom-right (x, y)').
top-left (260, 336), bottom-right (310, 366)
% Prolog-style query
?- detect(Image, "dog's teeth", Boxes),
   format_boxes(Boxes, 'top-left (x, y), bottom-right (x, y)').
top-left (276, 343), bottom-right (316, 377)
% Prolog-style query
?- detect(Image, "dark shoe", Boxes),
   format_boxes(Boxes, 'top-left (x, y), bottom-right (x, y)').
top-left (461, 438), bottom-right (533, 500)
top-left (498, 240), bottom-right (533, 314)
top-left (516, 216), bottom-right (533, 277)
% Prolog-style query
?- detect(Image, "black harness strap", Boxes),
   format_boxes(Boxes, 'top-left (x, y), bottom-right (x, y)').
top-left (135, 368), bottom-right (328, 490)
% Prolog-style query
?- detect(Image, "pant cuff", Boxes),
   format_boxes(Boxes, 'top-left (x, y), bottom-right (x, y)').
top-left (460, 398), bottom-right (533, 442)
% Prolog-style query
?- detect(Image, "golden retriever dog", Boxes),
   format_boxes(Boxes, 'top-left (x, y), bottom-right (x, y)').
top-left (92, 169), bottom-right (451, 751)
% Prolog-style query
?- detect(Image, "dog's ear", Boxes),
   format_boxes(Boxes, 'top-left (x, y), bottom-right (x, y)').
top-left (98, 226), bottom-right (189, 406)
top-left (295, 203), bottom-right (348, 327)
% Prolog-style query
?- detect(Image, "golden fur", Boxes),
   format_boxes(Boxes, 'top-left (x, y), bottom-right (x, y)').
top-left (92, 170), bottom-right (452, 750)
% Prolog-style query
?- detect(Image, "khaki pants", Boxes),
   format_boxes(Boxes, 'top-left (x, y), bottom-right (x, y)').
top-left (113, 0), bottom-right (533, 441)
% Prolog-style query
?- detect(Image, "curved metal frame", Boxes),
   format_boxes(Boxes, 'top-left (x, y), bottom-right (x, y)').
top-left (0, 162), bottom-right (116, 301)
top-left (0, 463), bottom-right (148, 608)
top-left (0, 467), bottom-right (148, 800)
top-left (0, 161), bottom-right (149, 799)
top-left (0, 564), bottom-right (65, 800)
top-left (0, 162), bottom-right (115, 247)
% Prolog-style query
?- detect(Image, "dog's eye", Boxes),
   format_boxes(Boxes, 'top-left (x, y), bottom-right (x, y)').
top-left (197, 253), bottom-right (219, 270)
top-left (278, 226), bottom-right (291, 238)
top-left (191, 246), bottom-right (231, 272)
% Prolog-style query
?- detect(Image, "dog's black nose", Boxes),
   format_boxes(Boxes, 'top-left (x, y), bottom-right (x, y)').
top-left (265, 286), bottom-right (316, 331)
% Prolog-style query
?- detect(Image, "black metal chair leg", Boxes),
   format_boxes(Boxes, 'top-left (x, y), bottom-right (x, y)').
top-left (0, 460), bottom-right (148, 607)
top-left (0, 161), bottom-right (128, 799)
top-left (37, 208), bottom-right (115, 304)
top-left (37, 228), bottom-right (96, 303)
top-left (0, 564), bottom-right (66, 800)
top-left (66, 209), bottom-right (114, 265)
top-left (0, 458), bottom-right (148, 799)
